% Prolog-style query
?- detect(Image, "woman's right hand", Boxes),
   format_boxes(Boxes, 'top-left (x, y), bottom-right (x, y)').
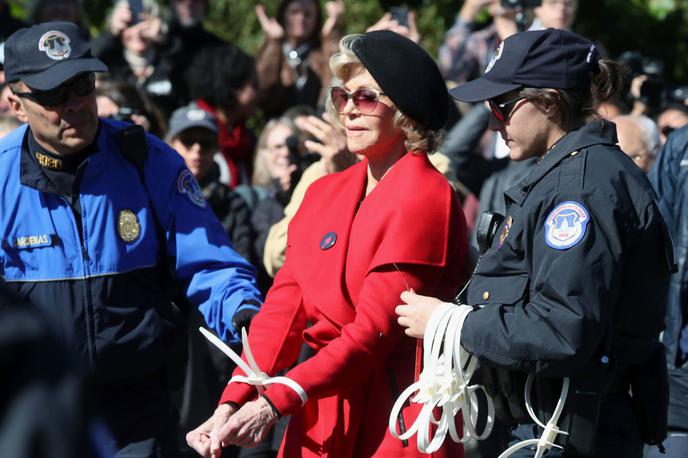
top-left (294, 113), bottom-right (355, 174)
top-left (186, 403), bottom-right (237, 458)
top-left (256, 4), bottom-right (285, 40)
top-left (396, 290), bottom-right (444, 338)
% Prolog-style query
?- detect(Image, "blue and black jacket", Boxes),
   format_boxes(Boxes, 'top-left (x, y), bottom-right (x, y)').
top-left (0, 118), bottom-right (261, 386)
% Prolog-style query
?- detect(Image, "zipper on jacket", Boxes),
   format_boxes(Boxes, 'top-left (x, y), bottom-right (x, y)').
top-left (61, 193), bottom-right (97, 367)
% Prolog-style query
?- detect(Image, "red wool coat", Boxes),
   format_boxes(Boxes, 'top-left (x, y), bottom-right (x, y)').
top-left (220, 151), bottom-right (467, 457)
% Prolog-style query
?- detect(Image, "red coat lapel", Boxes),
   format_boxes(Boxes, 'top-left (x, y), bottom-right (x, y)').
top-left (287, 159), bottom-right (368, 327)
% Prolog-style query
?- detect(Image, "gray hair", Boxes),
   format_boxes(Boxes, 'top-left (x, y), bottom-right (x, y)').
top-left (615, 114), bottom-right (660, 158)
top-left (635, 115), bottom-right (660, 157)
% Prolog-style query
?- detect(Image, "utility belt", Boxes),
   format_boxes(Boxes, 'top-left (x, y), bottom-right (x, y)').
top-left (472, 346), bottom-right (668, 456)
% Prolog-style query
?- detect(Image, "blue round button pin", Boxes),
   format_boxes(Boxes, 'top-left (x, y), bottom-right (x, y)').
top-left (320, 232), bottom-right (337, 250)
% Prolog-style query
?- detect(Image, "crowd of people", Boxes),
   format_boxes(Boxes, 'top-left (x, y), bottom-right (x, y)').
top-left (1, 0), bottom-right (688, 457)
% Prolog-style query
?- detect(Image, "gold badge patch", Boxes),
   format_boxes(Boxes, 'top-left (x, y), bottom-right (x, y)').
top-left (117, 209), bottom-right (141, 243)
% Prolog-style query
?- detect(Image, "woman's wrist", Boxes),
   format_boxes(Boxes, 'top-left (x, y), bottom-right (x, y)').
top-left (259, 394), bottom-right (281, 420)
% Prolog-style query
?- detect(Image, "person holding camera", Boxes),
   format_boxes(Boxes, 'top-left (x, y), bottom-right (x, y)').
top-left (187, 30), bottom-right (467, 458)
top-left (397, 28), bottom-right (673, 457)
top-left (254, 0), bottom-right (344, 119)
top-left (91, 0), bottom-right (187, 118)
top-left (438, 0), bottom-right (518, 86)
top-left (366, 6), bottom-right (421, 44)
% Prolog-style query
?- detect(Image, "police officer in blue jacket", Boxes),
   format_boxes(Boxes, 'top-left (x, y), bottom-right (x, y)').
top-left (397, 29), bottom-right (673, 457)
top-left (1, 22), bottom-right (262, 457)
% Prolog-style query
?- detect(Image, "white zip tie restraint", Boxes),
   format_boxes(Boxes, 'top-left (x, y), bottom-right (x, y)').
top-left (389, 303), bottom-right (495, 453)
top-left (389, 303), bottom-right (571, 457)
top-left (498, 375), bottom-right (570, 458)
top-left (199, 327), bottom-right (308, 406)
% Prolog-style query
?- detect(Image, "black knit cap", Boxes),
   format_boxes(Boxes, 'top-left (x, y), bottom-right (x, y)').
top-left (351, 30), bottom-right (450, 130)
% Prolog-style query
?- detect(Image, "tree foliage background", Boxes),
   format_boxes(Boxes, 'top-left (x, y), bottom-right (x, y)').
top-left (9, 0), bottom-right (688, 84)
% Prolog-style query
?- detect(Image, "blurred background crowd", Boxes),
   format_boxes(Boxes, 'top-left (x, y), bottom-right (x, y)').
top-left (2, 0), bottom-right (686, 264)
top-left (1, 0), bottom-right (688, 456)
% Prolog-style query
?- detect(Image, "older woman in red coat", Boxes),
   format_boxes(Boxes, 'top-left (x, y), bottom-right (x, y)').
top-left (187, 30), bottom-right (467, 458)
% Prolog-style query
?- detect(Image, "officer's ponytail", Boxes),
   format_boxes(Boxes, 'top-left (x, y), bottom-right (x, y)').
top-left (591, 59), bottom-right (629, 108)
top-left (520, 59), bottom-right (629, 132)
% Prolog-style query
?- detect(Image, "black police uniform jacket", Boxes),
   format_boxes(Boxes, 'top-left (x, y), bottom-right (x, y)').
top-left (462, 120), bottom-right (673, 377)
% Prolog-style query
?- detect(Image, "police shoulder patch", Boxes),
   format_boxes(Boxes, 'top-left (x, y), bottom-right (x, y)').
top-left (544, 201), bottom-right (590, 250)
top-left (177, 170), bottom-right (207, 208)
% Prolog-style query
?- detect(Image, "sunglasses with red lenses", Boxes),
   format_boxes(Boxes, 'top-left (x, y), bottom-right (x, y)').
top-left (330, 87), bottom-right (386, 114)
top-left (488, 95), bottom-right (527, 123)
top-left (12, 72), bottom-right (96, 107)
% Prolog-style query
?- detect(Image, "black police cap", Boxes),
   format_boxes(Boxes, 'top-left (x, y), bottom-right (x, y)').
top-left (450, 28), bottom-right (600, 103)
top-left (352, 30), bottom-right (450, 130)
top-left (4, 21), bottom-right (107, 91)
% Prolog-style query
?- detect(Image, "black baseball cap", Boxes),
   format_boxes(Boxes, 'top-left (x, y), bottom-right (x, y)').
top-left (4, 21), bottom-right (107, 91)
top-left (450, 28), bottom-right (600, 103)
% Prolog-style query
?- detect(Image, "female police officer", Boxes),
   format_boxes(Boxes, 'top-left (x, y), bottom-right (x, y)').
top-left (397, 29), bottom-right (673, 457)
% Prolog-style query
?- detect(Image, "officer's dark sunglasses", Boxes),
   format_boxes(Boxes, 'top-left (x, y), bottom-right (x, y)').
top-left (488, 95), bottom-right (527, 123)
top-left (330, 87), bottom-right (387, 114)
top-left (11, 72), bottom-right (96, 107)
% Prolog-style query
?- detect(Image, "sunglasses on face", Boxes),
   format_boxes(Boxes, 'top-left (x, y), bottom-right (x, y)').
top-left (178, 134), bottom-right (217, 153)
top-left (488, 95), bottom-right (527, 123)
top-left (12, 72), bottom-right (96, 107)
top-left (660, 126), bottom-right (675, 138)
top-left (330, 87), bottom-right (387, 115)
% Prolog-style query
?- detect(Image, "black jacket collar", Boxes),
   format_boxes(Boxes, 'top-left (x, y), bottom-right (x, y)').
top-left (19, 127), bottom-right (100, 197)
top-left (505, 120), bottom-right (618, 205)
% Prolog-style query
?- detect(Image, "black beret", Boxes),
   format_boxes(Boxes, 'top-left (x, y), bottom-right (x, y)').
top-left (351, 30), bottom-right (450, 130)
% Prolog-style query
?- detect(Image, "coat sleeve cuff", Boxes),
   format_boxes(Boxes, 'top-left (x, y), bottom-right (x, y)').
top-left (218, 381), bottom-right (256, 407)
top-left (263, 382), bottom-right (307, 417)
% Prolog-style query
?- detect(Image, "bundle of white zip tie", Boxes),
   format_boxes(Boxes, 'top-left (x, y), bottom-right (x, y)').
top-left (199, 327), bottom-right (308, 406)
top-left (389, 303), bottom-right (570, 457)
top-left (389, 303), bottom-right (494, 453)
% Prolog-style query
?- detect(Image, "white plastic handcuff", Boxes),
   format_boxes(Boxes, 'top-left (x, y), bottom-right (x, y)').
top-left (498, 375), bottom-right (570, 458)
top-left (389, 303), bottom-right (494, 453)
top-left (199, 327), bottom-right (308, 406)
top-left (389, 304), bottom-right (571, 457)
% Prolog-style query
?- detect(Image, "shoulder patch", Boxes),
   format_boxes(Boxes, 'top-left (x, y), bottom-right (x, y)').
top-left (544, 201), bottom-right (589, 250)
top-left (177, 169), bottom-right (207, 208)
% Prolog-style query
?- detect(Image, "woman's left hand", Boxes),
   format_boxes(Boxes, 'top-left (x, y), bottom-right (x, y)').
top-left (395, 290), bottom-right (444, 338)
top-left (215, 396), bottom-right (279, 448)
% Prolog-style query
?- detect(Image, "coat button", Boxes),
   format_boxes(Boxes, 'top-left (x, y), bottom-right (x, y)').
top-left (482, 291), bottom-right (490, 300)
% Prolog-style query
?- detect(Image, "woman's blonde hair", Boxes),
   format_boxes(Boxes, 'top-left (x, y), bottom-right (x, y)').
top-left (327, 34), bottom-right (442, 153)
